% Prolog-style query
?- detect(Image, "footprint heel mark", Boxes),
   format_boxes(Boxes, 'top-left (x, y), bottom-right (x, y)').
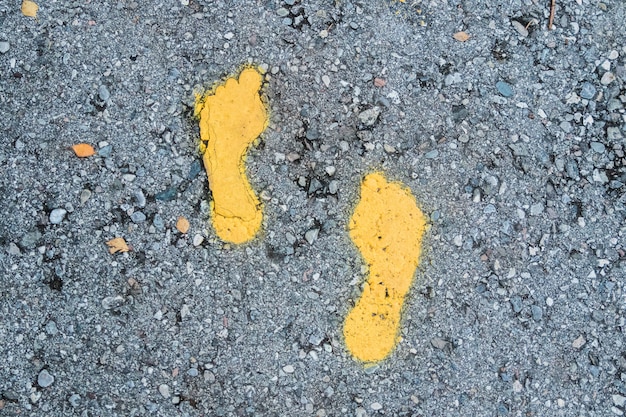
top-left (195, 67), bottom-right (269, 244)
top-left (343, 172), bottom-right (427, 363)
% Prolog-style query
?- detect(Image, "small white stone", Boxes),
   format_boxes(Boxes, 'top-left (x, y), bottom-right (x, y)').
top-left (572, 335), bottom-right (586, 349)
top-left (601, 72), bottom-right (615, 85)
top-left (37, 369), bottom-right (55, 387)
top-left (371, 402), bottom-right (383, 410)
top-left (282, 365), bottom-right (295, 373)
top-left (513, 380), bottom-right (523, 393)
top-left (608, 50), bottom-right (619, 60)
top-left (322, 74), bottom-right (330, 87)
top-left (193, 234), bottom-right (204, 247)
top-left (319, 30), bottom-right (328, 38)
top-left (180, 304), bottom-right (190, 319)
top-left (223, 32), bottom-right (234, 40)
top-left (49, 208), bottom-right (67, 224)
top-left (453, 235), bottom-right (463, 247)
top-left (158, 384), bottom-right (171, 398)
top-left (546, 297), bottom-right (554, 307)
top-left (557, 398), bottom-right (565, 407)
top-left (613, 394), bottom-right (626, 407)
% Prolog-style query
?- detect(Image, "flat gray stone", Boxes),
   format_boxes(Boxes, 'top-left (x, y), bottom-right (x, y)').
top-left (496, 81), bottom-right (514, 97)
top-left (38, 369), bottom-right (54, 388)
top-left (580, 82), bottom-right (596, 99)
top-left (358, 107), bottom-right (381, 126)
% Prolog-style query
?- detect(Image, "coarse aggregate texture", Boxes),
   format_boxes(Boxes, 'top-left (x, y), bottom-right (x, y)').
top-left (0, 0), bottom-right (625, 416)
top-left (344, 172), bottom-right (427, 363)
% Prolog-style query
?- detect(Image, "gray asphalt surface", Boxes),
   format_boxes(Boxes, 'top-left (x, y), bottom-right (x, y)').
top-left (1, 0), bottom-right (625, 416)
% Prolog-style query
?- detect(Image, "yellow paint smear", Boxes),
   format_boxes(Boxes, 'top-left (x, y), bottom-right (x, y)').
top-left (344, 172), bottom-right (427, 363)
top-left (194, 67), bottom-right (268, 244)
top-left (21, 0), bottom-right (38, 18)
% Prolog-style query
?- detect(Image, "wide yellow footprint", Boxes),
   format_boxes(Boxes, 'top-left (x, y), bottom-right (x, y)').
top-left (343, 172), bottom-right (427, 363)
top-left (195, 67), bottom-right (269, 244)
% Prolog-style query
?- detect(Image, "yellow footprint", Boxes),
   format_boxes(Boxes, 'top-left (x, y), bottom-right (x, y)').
top-left (195, 67), bottom-right (269, 244)
top-left (343, 172), bottom-right (427, 363)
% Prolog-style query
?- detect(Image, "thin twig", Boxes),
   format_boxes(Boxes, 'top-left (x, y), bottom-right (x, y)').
top-left (548, 0), bottom-right (556, 30)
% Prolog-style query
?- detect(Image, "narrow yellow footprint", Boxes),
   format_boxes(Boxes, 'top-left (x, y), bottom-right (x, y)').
top-left (194, 67), bottom-right (268, 244)
top-left (343, 172), bottom-right (427, 363)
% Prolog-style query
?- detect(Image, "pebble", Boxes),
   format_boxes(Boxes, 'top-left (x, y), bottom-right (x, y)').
top-left (80, 189), bottom-right (92, 205)
top-left (193, 234), bottom-right (204, 246)
top-left (155, 187), bottom-right (177, 201)
top-left (204, 370), bottom-right (215, 383)
top-left (223, 32), bottom-right (234, 40)
top-left (187, 368), bottom-right (198, 377)
top-left (601, 72), bottom-right (616, 85)
top-left (187, 160), bottom-right (202, 179)
top-left (580, 82), bottom-right (596, 99)
top-left (98, 85), bottom-right (110, 101)
top-left (0, 41), bottom-right (9, 54)
top-left (531, 305), bottom-right (543, 321)
top-left (572, 335), bottom-right (586, 349)
top-left (565, 160), bottom-right (579, 179)
top-left (306, 128), bottom-right (320, 140)
top-left (510, 295), bottom-right (523, 313)
top-left (590, 142), bottom-right (605, 153)
top-left (153, 214), bottom-right (165, 230)
top-left (98, 144), bottom-right (112, 158)
top-left (158, 384), bottom-right (171, 398)
top-left (496, 81), bottom-right (514, 97)
top-left (607, 99), bottom-right (623, 112)
top-left (134, 190), bottom-right (146, 207)
top-left (328, 180), bottom-right (338, 194)
top-left (358, 107), bottom-right (381, 126)
top-left (305, 228), bottom-right (319, 244)
top-left (45, 321), bottom-right (58, 335)
top-left (530, 203), bottom-right (544, 216)
top-left (614, 395), bottom-right (626, 407)
top-left (49, 208), bottom-right (67, 224)
top-left (282, 365), bottom-right (295, 373)
top-left (68, 393), bottom-right (81, 407)
top-left (276, 7), bottom-right (289, 17)
top-left (20, 230), bottom-right (42, 249)
top-left (37, 370), bottom-right (55, 388)
top-left (546, 297), bottom-right (554, 307)
top-left (483, 204), bottom-right (496, 214)
top-left (607, 127), bottom-right (623, 140)
top-left (101, 296), bottom-right (125, 310)
top-left (431, 338), bottom-right (447, 349)
top-left (322, 74), bottom-right (330, 87)
top-left (130, 211), bottom-right (146, 223)
top-left (511, 20), bottom-right (528, 37)
top-left (371, 402), bottom-right (383, 411)
top-left (424, 150), bottom-right (439, 159)
top-left (8, 242), bottom-right (21, 255)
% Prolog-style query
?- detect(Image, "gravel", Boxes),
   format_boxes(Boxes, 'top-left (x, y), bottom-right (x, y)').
top-left (37, 370), bottom-right (54, 388)
top-left (1, 0), bottom-right (625, 416)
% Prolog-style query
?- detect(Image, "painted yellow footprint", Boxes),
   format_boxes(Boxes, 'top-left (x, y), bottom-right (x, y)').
top-left (195, 67), bottom-right (268, 244)
top-left (343, 172), bottom-right (427, 363)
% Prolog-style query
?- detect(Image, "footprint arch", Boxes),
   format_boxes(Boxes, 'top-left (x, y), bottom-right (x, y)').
top-left (343, 172), bottom-right (427, 363)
